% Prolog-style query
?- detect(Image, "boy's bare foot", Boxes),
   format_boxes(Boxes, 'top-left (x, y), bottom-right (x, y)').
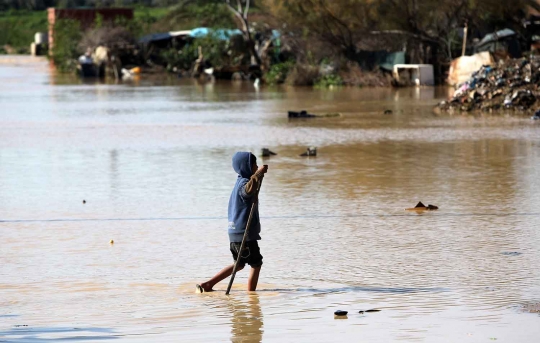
top-left (201, 282), bottom-right (214, 292)
top-left (196, 282), bottom-right (214, 293)
top-left (197, 264), bottom-right (243, 293)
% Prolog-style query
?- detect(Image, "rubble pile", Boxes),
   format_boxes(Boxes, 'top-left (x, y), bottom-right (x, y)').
top-left (439, 57), bottom-right (540, 112)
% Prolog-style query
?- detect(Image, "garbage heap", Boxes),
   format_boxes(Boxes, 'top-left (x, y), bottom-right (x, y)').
top-left (438, 57), bottom-right (540, 112)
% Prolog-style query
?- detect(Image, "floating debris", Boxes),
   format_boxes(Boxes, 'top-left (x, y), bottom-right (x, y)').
top-left (406, 201), bottom-right (438, 211)
top-left (288, 110), bottom-right (342, 118)
top-left (300, 147), bottom-right (317, 157)
top-left (384, 109), bottom-right (393, 115)
top-left (289, 110), bottom-right (316, 118)
top-left (501, 251), bottom-right (522, 256)
top-left (334, 310), bottom-right (348, 316)
top-left (262, 148), bottom-right (277, 157)
top-left (83, 200), bottom-right (86, 204)
top-left (109, 240), bottom-right (114, 244)
top-left (438, 57), bottom-right (540, 113)
top-left (359, 309), bottom-right (381, 314)
top-left (531, 109), bottom-right (540, 120)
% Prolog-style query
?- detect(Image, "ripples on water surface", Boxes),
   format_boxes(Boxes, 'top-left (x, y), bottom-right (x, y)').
top-left (1, 56), bottom-right (540, 342)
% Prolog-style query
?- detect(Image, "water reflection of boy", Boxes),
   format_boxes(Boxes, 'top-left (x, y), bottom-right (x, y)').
top-left (230, 295), bottom-right (263, 343)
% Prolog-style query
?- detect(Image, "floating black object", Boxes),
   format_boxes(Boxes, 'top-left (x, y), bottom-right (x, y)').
top-left (288, 110), bottom-right (316, 118)
top-left (359, 309), bottom-right (381, 314)
top-left (406, 201), bottom-right (438, 211)
top-left (384, 109), bottom-right (393, 115)
top-left (501, 251), bottom-right (522, 256)
top-left (334, 310), bottom-right (348, 316)
top-left (83, 200), bottom-right (86, 204)
top-left (262, 148), bottom-right (277, 157)
top-left (300, 147), bottom-right (317, 157)
top-left (531, 110), bottom-right (540, 120)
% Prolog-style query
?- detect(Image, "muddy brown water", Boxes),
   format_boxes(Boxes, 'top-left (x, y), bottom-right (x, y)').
top-left (1, 56), bottom-right (540, 342)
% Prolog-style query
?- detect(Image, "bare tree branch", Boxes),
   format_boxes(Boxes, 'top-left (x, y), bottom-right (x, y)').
top-left (225, 0), bottom-right (239, 15)
top-left (223, 0), bottom-right (261, 67)
top-left (244, 0), bottom-right (250, 18)
top-left (236, 0), bottom-right (242, 14)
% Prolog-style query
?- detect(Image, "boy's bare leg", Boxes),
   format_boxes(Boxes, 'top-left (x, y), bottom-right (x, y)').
top-left (247, 266), bottom-right (261, 291)
top-left (200, 264), bottom-right (244, 292)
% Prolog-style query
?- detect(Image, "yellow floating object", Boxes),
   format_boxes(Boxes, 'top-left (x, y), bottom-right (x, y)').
top-left (110, 240), bottom-right (114, 244)
top-left (130, 67), bottom-right (141, 74)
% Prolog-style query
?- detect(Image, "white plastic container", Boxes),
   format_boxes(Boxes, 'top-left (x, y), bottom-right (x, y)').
top-left (34, 32), bottom-right (47, 45)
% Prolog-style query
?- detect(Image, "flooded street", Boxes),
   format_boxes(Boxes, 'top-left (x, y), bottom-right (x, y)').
top-left (1, 56), bottom-right (540, 342)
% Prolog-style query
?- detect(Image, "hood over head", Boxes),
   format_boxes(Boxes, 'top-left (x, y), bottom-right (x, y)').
top-left (232, 151), bottom-right (255, 178)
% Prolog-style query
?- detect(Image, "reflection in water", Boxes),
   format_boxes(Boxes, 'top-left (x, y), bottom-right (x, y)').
top-left (229, 295), bottom-right (263, 343)
top-left (109, 149), bottom-right (120, 201)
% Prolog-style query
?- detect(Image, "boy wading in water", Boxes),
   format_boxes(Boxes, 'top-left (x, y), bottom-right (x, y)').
top-left (197, 152), bottom-right (268, 292)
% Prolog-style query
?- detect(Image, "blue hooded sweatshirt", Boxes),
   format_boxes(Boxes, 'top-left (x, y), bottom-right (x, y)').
top-left (228, 152), bottom-right (261, 242)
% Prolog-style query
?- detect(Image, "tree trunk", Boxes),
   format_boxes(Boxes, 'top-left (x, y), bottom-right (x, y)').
top-left (225, 0), bottom-right (261, 68)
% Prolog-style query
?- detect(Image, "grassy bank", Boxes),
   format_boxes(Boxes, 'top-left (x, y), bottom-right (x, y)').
top-left (0, 7), bottom-right (169, 54)
top-left (0, 10), bottom-right (48, 54)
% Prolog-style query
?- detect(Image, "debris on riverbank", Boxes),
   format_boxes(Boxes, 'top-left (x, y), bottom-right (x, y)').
top-left (438, 57), bottom-right (540, 113)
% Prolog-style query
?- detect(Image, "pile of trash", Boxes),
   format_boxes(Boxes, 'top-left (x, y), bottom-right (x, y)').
top-left (438, 57), bottom-right (540, 112)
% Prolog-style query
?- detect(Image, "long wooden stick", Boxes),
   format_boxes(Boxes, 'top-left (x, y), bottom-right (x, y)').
top-left (225, 177), bottom-right (264, 295)
top-left (461, 22), bottom-right (468, 56)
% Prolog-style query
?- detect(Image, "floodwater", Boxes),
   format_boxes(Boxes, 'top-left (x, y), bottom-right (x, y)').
top-left (1, 56), bottom-right (540, 342)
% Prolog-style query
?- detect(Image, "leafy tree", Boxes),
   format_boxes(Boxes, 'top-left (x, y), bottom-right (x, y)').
top-left (157, 0), bottom-right (236, 31)
top-left (163, 0), bottom-right (263, 67)
top-left (265, 0), bottom-right (540, 63)
top-left (263, 0), bottom-right (375, 60)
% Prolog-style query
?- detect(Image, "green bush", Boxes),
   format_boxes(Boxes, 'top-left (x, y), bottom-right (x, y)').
top-left (314, 74), bottom-right (343, 88)
top-left (161, 33), bottom-right (234, 72)
top-left (161, 46), bottom-right (196, 71)
top-left (264, 60), bottom-right (295, 84)
top-left (51, 19), bottom-right (82, 72)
